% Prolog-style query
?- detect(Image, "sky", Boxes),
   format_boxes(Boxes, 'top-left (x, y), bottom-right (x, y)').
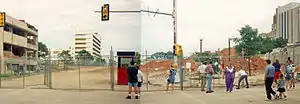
top-left (2, 0), bottom-right (300, 56)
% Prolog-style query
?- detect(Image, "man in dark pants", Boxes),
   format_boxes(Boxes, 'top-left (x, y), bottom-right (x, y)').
top-left (126, 61), bottom-right (139, 99)
top-left (264, 60), bottom-right (278, 100)
top-left (236, 69), bottom-right (249, 89)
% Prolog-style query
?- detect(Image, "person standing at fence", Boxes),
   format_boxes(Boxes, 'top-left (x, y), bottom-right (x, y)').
top-left (126, 61), bottom-right (139, 99)
top-left (136, 65), bottom-right (144, 95)
top-left (165, 65), bottom-right (177, 93)
top-left (264, 59), bottom-right (278, 100)
top-left (223, 63), bottom-right (236, 92)
top-left (236, 69), bottom-right (249, 89)
top-left (198, 61), bottom-right (207, 91)
top-left (205, 62), bottom-right (214, 93)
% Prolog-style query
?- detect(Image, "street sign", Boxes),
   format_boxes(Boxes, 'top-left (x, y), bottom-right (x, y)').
top-left (0, 12), bottom-right (5, 27)
top-left (20, 60), bottom-right (24, 66)
top-left (186, 62), bottom-right (191, 69)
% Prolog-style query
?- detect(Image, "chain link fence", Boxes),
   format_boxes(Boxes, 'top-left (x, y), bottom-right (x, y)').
top-left (0, 51), bottom-right (271, 91)
top-left (0, 57), bottom-right (46, 89)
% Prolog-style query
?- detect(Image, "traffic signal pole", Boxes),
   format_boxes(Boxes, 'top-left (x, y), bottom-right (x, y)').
top-left (96, 0), bottom-right (180, 89)
top-left (95, 0), bottom-right (178, 68)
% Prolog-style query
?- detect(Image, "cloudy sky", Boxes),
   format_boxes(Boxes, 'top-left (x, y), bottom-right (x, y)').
top-left (2, 0), bottom-right (300, 56)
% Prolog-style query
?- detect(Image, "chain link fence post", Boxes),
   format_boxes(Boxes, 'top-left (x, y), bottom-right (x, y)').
top-left (0, 56), bottom-right (2, 88)
top-left (110, 46), bottom-right (114, 91)
top-left (146, 50), bottom-right (149, 91)
top-left (78, 56), bottom-right (81, 89)
top-left (48, 51), bottom-right (52, 89)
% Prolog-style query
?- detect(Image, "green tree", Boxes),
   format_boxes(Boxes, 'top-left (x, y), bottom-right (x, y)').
top-left (135, 52), bottom-right (141, 65)
top-left (193, 52), bottom-right (221, 74)
top-left (150, 51), bottom-right (173, 59)
top-left (58, 50), bottom-right (72, 69)
top-left (95, 56), bottom-right (107, 65)
top-left (235, 25), bottom-right (262, 56)
top-left (76, 50), bottom-right (94, 65)
top-left (38, 42), bottom-right (48, 58)
top-left (235, 25), bottom-right (289, 56)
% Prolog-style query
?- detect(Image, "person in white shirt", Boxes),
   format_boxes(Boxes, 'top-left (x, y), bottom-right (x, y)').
top-left (136, 66), bottom-right (144, 95)
top-left (197, 61), bottom-right (207, 91)
top-left (236, 69), bottom-right (249, 89)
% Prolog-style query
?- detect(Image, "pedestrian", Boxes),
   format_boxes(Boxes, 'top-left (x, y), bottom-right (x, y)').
top-left (277, 74), bottom-right (287, 100)
top-left (126, 61), bottom-right (139, 99)
top-left (223, 63), bottom-right (236, 92)
top-left (198, 61), bottom-right (207, 91)
top-left (264, 59), bottom-right (279, 100)
top-left (273, 60), bottom-right (281, 85)
top-left (165, 64), bottom-right (177, 93)
top-left (136, 65), bottom-right (144, 95)
top-left (287, 57), bottom-right (294, 64)
top-left (285, 64), bottom-right (293, 91)
top-left (290, 64), bottom-right (296, 89)
top-left (236, 69), bottom-right (249, 89)
top-left (205, 61), bottom-right (214, 93)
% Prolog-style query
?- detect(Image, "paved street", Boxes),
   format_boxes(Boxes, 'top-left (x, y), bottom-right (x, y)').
top-left (0, 84), bottom-right (299, 104)
top-left (143, 84), bottom-right (300, 104)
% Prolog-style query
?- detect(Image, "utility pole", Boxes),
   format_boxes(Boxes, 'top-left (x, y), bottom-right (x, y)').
top-left (200, 39), bottom-right (203, 53)
top-left (228, 38), bottom-right (231, 63)
top-left (242, 48), bottom-right (244, 71)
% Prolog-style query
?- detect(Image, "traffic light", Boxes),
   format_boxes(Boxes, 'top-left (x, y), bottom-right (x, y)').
top-left (174, 44), bottom-right (183, 56)
top-left (0, 12), bottom-right (5, 27)
top-left (173, 45), bottom-right (176, 55)
top-left (101, 4), bottom-right (109, 21)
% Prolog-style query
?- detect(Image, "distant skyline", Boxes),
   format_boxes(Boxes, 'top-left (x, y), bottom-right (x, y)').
top-left (2, 0), bottom-right (300, 56)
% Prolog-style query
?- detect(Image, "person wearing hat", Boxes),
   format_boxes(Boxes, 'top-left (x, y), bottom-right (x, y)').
top-left (165, 64), bottom-right (177, 93)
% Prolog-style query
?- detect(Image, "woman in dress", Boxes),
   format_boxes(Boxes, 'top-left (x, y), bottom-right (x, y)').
top-left (223, 63), bottom-right (236, 92)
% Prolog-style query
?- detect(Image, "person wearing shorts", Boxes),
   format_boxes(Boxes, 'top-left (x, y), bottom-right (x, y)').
top-left (290, 64), bottom-right (296, 89)
top-left (165, 65), bottom-right (177, 93)
top-left (277, 74), bottom-right (287, 100)
top-left (136, 66), bottom-right (144, 95)
top-left (126, 61), bottom-right (139, 99)
top-left (285, 65), bottom-right (292, 91)
top-left (273, 60), bottom-right (281, 81)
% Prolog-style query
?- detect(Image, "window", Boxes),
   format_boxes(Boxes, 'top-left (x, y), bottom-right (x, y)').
top-left (75, 47), bottom-right (86, 50)
top-left (75, 43), bottom-right (86, 45)
top-left (75, 38), bottom-right (86, 41)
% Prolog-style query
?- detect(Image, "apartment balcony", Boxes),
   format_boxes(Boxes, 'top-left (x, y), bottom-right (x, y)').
top-left (4, 58), bottom-right (38, 66)
top-left (5, 15), bottom-right (38, 35)
top-left (3, 31), bottom-right (27, 47)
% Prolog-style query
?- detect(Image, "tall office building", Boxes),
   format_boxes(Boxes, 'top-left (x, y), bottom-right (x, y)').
top-left (74, 32), bottom-right (101, 57)
top-left (276, 2), bottom-right (300, 43)
top-left (274, 2), bottom-right (300, 65)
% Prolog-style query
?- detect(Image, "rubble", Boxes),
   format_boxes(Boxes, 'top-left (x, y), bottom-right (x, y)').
top-left (220, 48), bottom-right (267, 74)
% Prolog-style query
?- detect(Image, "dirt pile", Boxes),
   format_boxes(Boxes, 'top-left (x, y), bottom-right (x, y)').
top-left (220, 48), bottom-right (267, 73)
top-left (296, 66), bottom-right (300, 72)
top-left (140, 56), bottom-right (200, 72)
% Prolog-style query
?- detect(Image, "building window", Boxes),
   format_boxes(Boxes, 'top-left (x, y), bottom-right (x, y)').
top-left (75, 38), bottom-right (86, 41)
top-left (75, 47), bottom-right (86, 50)
top-left (75, 43), bottom-right (86, 45)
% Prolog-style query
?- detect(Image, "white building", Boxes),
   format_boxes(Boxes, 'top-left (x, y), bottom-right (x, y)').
top-left (74, 32), bottom-right (101, 57)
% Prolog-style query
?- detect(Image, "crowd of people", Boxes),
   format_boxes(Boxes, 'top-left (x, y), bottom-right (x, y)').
top-left (124, 57), bottom-right (298, 101)
top-left (264, 57), bottom-right (297, 101)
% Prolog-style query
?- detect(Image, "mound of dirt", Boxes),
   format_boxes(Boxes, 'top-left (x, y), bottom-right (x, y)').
top-left (220, 48), bottom-right (267, 73)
